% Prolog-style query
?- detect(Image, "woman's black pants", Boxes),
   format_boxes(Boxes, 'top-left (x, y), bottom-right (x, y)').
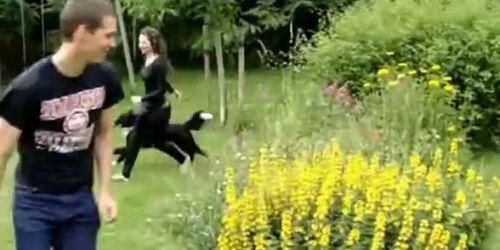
top-left (121, 102), bottom-right (186, 178)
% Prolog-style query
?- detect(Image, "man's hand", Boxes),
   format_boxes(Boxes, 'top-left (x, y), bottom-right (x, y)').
top-left (0, 118), bottom-right (20, 190)
top-left (94, 107), bottom-right (118, 223)
top-left (99, 191), bottom-right (118, 223)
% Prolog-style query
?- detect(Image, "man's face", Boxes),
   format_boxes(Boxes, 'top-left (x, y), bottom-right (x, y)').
top-left (75, 16), bottom-right (117, 63)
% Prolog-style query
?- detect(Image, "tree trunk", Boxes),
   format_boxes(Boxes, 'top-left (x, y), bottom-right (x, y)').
top-left (237, 31), bottom-right (245, 111)
top-left (203, 24), bottom-right (211, 110)
top-left (19, 0), bottom-right (26, 68)
top-left (41, 0), bottom-right (46, 56)
top-left (214, 31), bottom-right (227, 126)
top-left (132, 18), bottom-right (137, 60)
top-left (0, 61), bottom-right (3, 87)
top-left (114, 0), bottom-right (135, 90)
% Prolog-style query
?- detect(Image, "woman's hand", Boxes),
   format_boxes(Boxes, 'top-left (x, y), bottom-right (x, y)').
top-left (130, 95), bottom-right (142, 104)
top-left (174, 89), bottom-right (182, 99)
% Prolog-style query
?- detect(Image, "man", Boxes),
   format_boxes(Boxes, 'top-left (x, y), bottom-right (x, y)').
top-left (0, 0), bottom-right (124, 249)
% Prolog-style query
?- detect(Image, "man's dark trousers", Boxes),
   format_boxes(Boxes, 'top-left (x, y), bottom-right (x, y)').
top-left (12, 184), bottom-right (100, 250)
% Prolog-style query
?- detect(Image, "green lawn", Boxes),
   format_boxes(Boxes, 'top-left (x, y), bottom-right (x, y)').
top-left (0, 68), bottom-right (283, 250)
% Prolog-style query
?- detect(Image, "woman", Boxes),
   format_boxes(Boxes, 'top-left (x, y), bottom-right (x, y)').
top-left (113, 26), bottom-right (182, 181)
top-left (136, 26), bottom-right (180, 114)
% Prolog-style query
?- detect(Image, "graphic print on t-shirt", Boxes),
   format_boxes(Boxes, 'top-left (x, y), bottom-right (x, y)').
top-left (34, 86), bottom-right (105, 153)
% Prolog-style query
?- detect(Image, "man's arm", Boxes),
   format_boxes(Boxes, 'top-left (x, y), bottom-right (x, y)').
top-left (94, 106), bottom-right (115, 195)
top-left (0, 118), bottom-right (21, 190)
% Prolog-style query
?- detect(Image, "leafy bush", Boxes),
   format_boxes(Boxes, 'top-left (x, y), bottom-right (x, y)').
top-left (280, 61), bottom-right (471, 165)
top-left (299, 0), bottom-right (500, 149)
top-left (217, 140), bottom-right (500, 249)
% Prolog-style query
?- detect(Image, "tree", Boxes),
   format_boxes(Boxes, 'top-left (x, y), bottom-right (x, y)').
top-left (234, 0), bottom-right (289, 111)
top-left (121, 0), bottom-right (180, 91)
top-left (19, 0), bottom-right (26, 68)
top-left (44, 0), bottom-right (137, 89)
top-left (181, 0), bottom-right (239, 126)
top-left (0, 0), bottom-right (38, 75)
top-left (113, 0), bottom-right (135, 90)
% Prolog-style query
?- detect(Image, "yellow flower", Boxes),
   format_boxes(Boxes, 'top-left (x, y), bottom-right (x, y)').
top-left (444, 84), bottom-right (455, 93)
top-left (318, 225), bottom-right (331, 247)
top-left (447, 160), bottom-right (461, 179)
top-left (447, 125), bottom-right (456, 133)
top-left (416, 219), bottom-right (430, 247)
top-left (388, 80), bottom-right (399, 87)
top-left (420, 68), bottom-right (428, 74)
top-left (455, 190), bottom-right (467, 207)
top-left (408, 70), bottom-right (417, 76)
top-left (431, 64), bottom-right (441, 71)
top-left (394, 209), bottom-right (414, 250)
top-left (377, 68), bottom-right (390, 76)
top-left (455, 233), bottom-right (468, 250)
top-left (386, 51), bottom-right (395, 56)
top-left (428, 79), bottom-right (440, 88)
top-left (280, 210), bottom-right (293, 250)
top-left (370, 212), bottom-right (387, 250)
top-left (363, 82), bottom-right (372, 88)
top-left (397, 73), bottom-right (406, 79)
top-left (466, 169), bottom-right (477, 185)
top-left (224, 166), bottom-right (238, 207)
top-left (426, 168), bottom-right (443, 194)
top-left (254, 192), bottom-right (269, 250)
top-left (398, 63), bottom-right (408, 67)
top-left (217, 139), bottom-right (500, 250)
top-left (443, 76), bottom-right (452, 82)
top-left (449, 138), bottom-right (461, 155)
top-left (427, 223), bottom-right (445, 246)
top-left (346, 228), bottom-right (361, 247)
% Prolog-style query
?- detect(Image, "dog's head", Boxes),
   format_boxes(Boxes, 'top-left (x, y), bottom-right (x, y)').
top-left (185, 110), bottom-right (213, 131)
top-left (198, 111), bottom-right (214, 121)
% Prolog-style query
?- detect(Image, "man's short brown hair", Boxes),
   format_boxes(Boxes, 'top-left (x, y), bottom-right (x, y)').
top-left (60, 0), bottom-right (116, 40)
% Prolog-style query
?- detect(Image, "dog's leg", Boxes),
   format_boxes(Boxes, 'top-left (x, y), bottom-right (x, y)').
top-left (193, 141), bottom-right (208, 158)
top-left (113, 147), bottom-right (127, 165)
top-left (154, 142), bottom-right (187, 165)
top-left (161, 142), bottom-right (192, 175)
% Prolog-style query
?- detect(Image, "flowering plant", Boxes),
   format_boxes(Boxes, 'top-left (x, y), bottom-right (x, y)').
top-left (217, 139), bottom-right (500, 250)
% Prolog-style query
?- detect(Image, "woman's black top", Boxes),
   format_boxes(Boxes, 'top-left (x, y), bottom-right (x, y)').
top-left (140, 56), bottom-right (174, 107)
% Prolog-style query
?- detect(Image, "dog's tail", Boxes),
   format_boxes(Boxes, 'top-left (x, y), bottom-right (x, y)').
top-left (183, 110), bottom-right (214, 131)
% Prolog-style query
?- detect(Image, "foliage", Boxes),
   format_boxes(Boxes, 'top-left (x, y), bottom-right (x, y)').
top-left (0, 0), bottom-right (39, 36)
top-left (121, 0), bottom-right (179, 25)
top-left (217, 139), bottom-right (500, 249)
top-left (263, 61), bottom-right (471, 167)
top-left (299, 0), bottom-right (500, 149)
top-left (351, 62), bottom-right (472, 163)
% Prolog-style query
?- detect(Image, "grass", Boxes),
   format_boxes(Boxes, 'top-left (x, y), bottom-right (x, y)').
top-left (0, 68), bottom-right (283, 250)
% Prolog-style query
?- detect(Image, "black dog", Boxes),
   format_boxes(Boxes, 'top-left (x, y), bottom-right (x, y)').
top-left (113, 106), bottom-right (213, 168)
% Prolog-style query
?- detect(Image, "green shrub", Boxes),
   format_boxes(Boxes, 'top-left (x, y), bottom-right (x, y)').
top-left (288, 62), bottom-right (471, 165)
top-left (300, 0), bottom-right (500, 149)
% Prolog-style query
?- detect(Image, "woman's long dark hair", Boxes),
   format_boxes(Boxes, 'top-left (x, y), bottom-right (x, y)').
top-left (140, 26), bottom-right (174, 75)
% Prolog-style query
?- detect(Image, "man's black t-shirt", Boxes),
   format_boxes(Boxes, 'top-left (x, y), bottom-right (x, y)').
top-left (0, 56), bottom-right (124, 194)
